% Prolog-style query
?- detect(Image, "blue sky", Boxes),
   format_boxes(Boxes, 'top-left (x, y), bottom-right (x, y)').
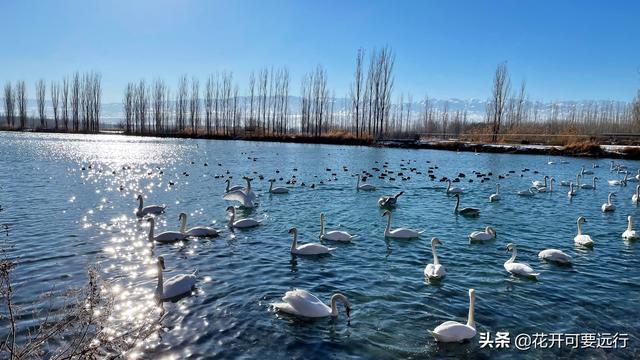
top-left (1, 0), bottom-right (639, 103)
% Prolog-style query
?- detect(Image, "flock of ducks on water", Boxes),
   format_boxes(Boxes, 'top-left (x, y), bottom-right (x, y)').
top-left (130, 157), bottom-right (638, 343)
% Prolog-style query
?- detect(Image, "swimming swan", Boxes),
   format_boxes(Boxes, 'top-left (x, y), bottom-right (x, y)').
top-left (532, 175), bottom-right (548, 188)
top-left (517, 187), bottom-right (537, 197)
top-left (469, 226), bottom-right (496, 242)
top-left (601, 192), bottom-right (616, 212)
top-left (454, 193), bottom-right (479, 217)
top-left (273, 289), bottom-right (350, 319)
top-left (567, 182), bottom-right (577, 197)
top-left (226, 206), bottom-right (260, 228)
top-left (320, 213), bottom-right (356, 242)
top-left (574, 216), bottom-right (593, 247)
top-left (225, 179), bottom-right (244, 193)
top-left (179, 213), bottom-right (220, 237)
top-left (446, 180), bottom-right (463, 194)
top-left (504, 243), bottom-right (539, 278)
top-left (489, 184), bottom-right (500, 202)
top-left (633, 185), bottom-right (640, 204)
top-left (622, 215), bottom-right (638, 240)
top-left (424, 237), bottom-right (446, 280)
top-left (378, 191), bottom-right (404, 207)
top-left (356, 174), bottom-right (376, 191)
top-left (382, 210), bottom-right (422, 239)
top-left (431, 289), bottom-right (476, 342)
top-left (580, 176), bottom-right (598, 190)
top-left (155, 256), bottom-right (197, 300)
top-left (147, 217), bottom-right (187, 244)
top-left (289, 227), bottom-right (335, 255)
top-left (136, 194), bottom-right (166, 217)
top-left (268, 179), bottom-right (289, 194)
top-left (538, 249), bottom-right (572, 265)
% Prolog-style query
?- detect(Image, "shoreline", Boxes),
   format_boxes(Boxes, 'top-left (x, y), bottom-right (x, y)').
top-left (2, 128), bottom-right (640, 160)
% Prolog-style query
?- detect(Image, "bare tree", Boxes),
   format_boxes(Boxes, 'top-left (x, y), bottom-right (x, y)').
top-left (205, 75), bottom-right (214, 135)
top-left (3, 83), bottom-right (15, 128)
top-left (152, 79), bottom-right (166, 134)
top-left (189, 77), bottom-right (200, 134)
top-left (487, 62), bottom-right (511, 142)
top-left (51, 81), bottom-right (60, 130)
top-left (36, 79), bottom-right (47, 129)
top-left (633, 90), bottom-right (640, 130)
top-left (62, 77), bottom-right (69, 130)
top-left (176, 75), bottom-right (188, 132)
top-left (123, 83), bottom-right (134, 133)
top-left (71, 72), bottom-right (80, 131)
top-left (16, 81), bottom-right (27, 129)
top-left (351, 48), bottom-right (364, 137)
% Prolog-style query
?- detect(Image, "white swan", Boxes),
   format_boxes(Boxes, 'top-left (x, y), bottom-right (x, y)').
top-left (378, 191), bottom-right (404, 207)
top-left (608, 173), bottom-right (628, 186)
top-left (273, 289), bottom-right (350, 319)
top-left (580, 176), bottom-right (598, 190)
top-left (320, 213), bottom-right (356, 242)
top-left (225, 179), bottom-right (244, 193)
top-left (567, 182), bottom-right (577, 197)
top-left (532, 175), bottom-right (548, 188)
top-left (627, 169), bottom-right (639, 182)
top-left (424, 237), bottom-right (446, 280)
top-left (382, 210), bottom-right (422, 239)
top-left (538, 249), bottom-right (572, 265)
top-left (622, 215), bottom-right (638, 240)
top-left (289, 227), bottom-right (335, 255)
top-left (431, 289), bottom-right (476, 343)
top-left (136, 194), bottom-right (166, 217)
top-left (446, 180), bottom-right (463, 194)
top-left (559, 179), bottom-right (570, 187)
top-left (581, 165), bottom-right (594, 176)
top-left (632, 185), bottom-right (640, 204)
top-left (155, 256), bottom-right (197, 300)
top-left (179, 213), bottom-right (220, 237)
top-left (504, 243), bottom-right (539, 278)
top-left (635, 169), bottom-right (640, 181)
top-left (536, 177), bottom-right (554, 193)
top-left (356, 174), bottom-right (376, 191)
top-left (517, 187), bottom-right (537, 197)
top-left (601, 192), bottom-right (616, 212)
top-left (574, 216), bottom-right (594, 247)
top-left (268, 179), bottom-right (289, 194)
top-left (489, 184), bottom-right (500, 202)
top-left (454, 193), bottom-right (479, 216)
top-left (469, 226), bottom-right (496, 242)
top-left (226, 206), bottom-right (260, 228)
top-left (147, 217), bottom-right (187, 244)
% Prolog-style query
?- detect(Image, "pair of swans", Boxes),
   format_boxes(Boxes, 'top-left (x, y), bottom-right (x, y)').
top-left (580, 176), bottom-right (598, 190)
top-left (223, 177), bottom-right (257, 208)
top-left (469, 226), bottom-right (496, 242)
top-left (356, 174), bottom-right (376, 191)
top-left (179, 213), bottom-right (220, 237)
top-left (454, 193), bottom-right (479, 217)
top-left (622, 215), bottom-right (638, 240)
top-left (155, 256), bottom-right (197, 300)
top-left (382, 210), bottom-right (422, 239)
top-left (320, 213), bottom-right (356, 241)
top-left (446, 180), bottom-right (463, 194)
top-left (226, 206), bottom-right (260, 228)
top-left (273, 289), bottom-right (350, 319)
top-left (136, 194), bottom-right (166, 217)
top-left (536, 177), bottom-right (554, 193)
top-left (574, 216), bottom-right (594, 247)
top-left (268, 179), bottom-right (289, 194)
top-left (289, 227), bottom-right (335, 255)
top-left (504, 243), bottom-right (540, 278)
top-left (424, 237), bottom-right (446, 280)
top-left (489, 184), bottom-right (500, 202)
top-left (378, 191), bottom-right (404, 208)
top-left (431, 289), bottom-right (476, 342)
top-left (601, 192), bottom-right (616, 212)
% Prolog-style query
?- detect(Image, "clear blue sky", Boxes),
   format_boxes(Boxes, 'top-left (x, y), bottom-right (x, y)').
top-left (1, 0), bottom-right (639, 103)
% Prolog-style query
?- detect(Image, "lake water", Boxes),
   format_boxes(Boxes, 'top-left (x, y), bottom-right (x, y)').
top-left (1, 131), bottom-right (639, 359)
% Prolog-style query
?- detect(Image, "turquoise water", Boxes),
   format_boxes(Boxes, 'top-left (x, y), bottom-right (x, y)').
top-left (0, 131), bottom-right (638, 359)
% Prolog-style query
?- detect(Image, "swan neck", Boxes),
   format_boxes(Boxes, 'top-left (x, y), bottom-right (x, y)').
top-left (290, 230), bottom-right (297, 252)
top-left (496, 184), bottom-right (500, 194)
top-left (432, 242), bottom-right (439, 265)
top-left (180, 216), bottom-right (186, 233)
top-left (454, 196), bottom-right (460, 213)
top-left (320, 215), bottom-right (325, 236)
top-left (330, 294), bottom-right (347, 317)
top-left (508, 248), bottom-right (517, 263)
top-left (156, 262), bottom-right (163, 295)
top-left (138, 197), bottom-right (143, 210)
top-left (225, 180), bottom-right (230, 192)
top-left (628, 217), bottom-right (633, 231)
top-left (385, 214), bottom-right (391, 234)
top-left (577, 220), bottom-right (582, 235)
top-left (467, 292), bottom-right (475, 329)
top-left (269, 181), bottom-right (273, 192)
top-left (148, 219), bottom-right (155, 241)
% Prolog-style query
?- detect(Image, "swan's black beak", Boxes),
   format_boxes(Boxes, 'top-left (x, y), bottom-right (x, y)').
top-left (346, 306), bottom-right (351, 318)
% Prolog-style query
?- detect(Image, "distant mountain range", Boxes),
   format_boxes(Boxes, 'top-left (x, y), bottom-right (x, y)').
top-left (3, 97), bottom-right (632, 125)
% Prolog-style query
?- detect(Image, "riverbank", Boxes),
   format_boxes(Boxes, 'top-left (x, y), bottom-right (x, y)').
top-left (2, 128), bottom-right (640, 160)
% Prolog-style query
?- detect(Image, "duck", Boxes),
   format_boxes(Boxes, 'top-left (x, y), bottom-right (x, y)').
top-left (446, 179), bottom-right (463, 194)
top-left (356, 174), bottom-right (376, 191)
top-left (424, 237), bottom-right (446, 280)
top-left (601, 192), bottom-right (616, 212)
top-left (179, 213), bottom-right (220, 237)
top-left (453, 193), bottom-right (479, 217)
top-left (154, 256), bottom-right (197, 300)
top-left (538, 249), bottom-right (572, 265)
top-left (431, 289), bottom-right (476, 343)
top-left (268, 179), bottom-right (289, 194)
top-left (382, 210), bottom-right (422, 239)
top-left (319, 213), bottom-right (356, 242)
top-left (378, 191), bottom-right (404, 207)
top-left (136, 194), bottom-right (166, 217)
top-left (574, 216), bottom-right (594, 247)
top-left (468, 226), bottom-right (496, 242)
top-left (489, 184), bottom-right (500, 202)
top-left (273, 289), bottom-right (350, 319)
top-left (289, 227), bottom-right (335, 255)
top-left (504, 243), bottom-right (539, 278)
top-left (147, 217), bottom-right (187, 244)
top-left (580, 176), bottom-right (598, 190)
top-left (226, 206), bottom-right (260, 228)
top-left (622, 215), bottom-right (638, 240)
